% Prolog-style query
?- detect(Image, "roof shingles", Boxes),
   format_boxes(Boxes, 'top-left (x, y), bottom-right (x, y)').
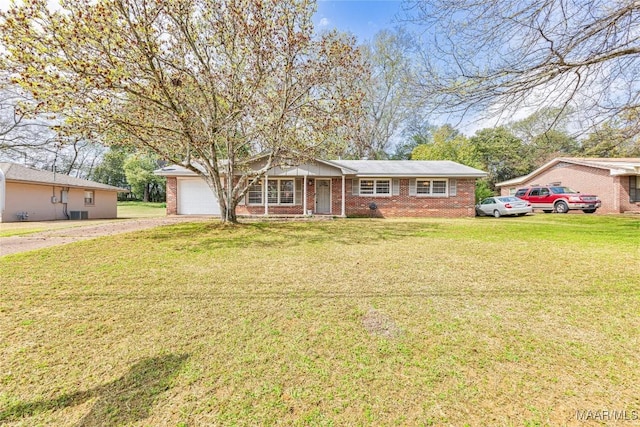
top-left (0, 162), bottom-right (128, 192)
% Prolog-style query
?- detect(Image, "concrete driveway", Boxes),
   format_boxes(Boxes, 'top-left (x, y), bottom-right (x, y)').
top-left (0, 216), bottom-right (210, 257)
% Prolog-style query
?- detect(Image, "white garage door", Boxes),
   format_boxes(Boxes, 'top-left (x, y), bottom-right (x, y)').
top-left (177, 178), bottom-right (220, 215)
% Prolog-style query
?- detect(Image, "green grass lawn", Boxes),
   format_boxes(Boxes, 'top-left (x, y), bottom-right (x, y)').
top-left (117, 201), bottom-right (166, 218)
top-left (1, 215), bottom-right (639, 426)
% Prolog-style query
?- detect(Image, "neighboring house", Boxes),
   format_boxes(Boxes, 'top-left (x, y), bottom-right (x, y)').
top-left (155, 159), bottom-right (487, 218)
top-left (0, 162), bottom-right (128, 222)
top-left (496, 157), bottom-right (640, 214)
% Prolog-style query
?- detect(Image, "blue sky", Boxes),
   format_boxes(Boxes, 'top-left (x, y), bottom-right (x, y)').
top-left (314, 0), bottom-right (404, 43)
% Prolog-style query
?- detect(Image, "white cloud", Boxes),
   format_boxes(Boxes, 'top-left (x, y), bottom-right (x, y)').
top-left (319, 17), bottom-right (330, 27)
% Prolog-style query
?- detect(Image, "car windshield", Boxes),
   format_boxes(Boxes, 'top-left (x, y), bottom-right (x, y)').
top-left (550, 186), bottom-right (577, 194)
top-left (497, 197), bottom-right (519, 202)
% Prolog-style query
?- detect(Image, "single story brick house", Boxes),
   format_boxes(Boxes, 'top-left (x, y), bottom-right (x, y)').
top-left (155, 159), bottom-right (487, 218)
top-left (496, 157), bottom-right (640, 214)
top-left (0, 162), bottom-right (128, 222)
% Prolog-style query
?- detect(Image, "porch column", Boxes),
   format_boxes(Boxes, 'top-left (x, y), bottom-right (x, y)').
top-left (341, 175), bottom-right (346, 217)
top-left (264, 173), bottom-right (268, 216)
top-left (303, 175), bottom-right (308, 215)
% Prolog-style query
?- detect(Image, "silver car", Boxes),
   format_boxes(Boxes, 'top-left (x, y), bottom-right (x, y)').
top-left (475, 196), bottom-right (532, 218)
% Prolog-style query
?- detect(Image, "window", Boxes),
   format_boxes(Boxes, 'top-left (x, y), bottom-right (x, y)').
top-left (416, 180), bottom-right (431, 194)
top-left (359, 180), bottom-right (374, 194)
top-left (84, 190), bottom-right (94, 205)
top-left (631, 176), bottom-right (640, 202)
top-left (359, 179), bottom-right (390, 195)
top-left (279, 180), bottom-right (294, 204)
top-left (267, 180), bottom-right (278, 204)
top-left (247, 180), bottom-right (263, 205)
top-left (415, 179), bottom-right (448, 196)
top-left (375, 180), bottom-right (390, 194)
top-left (247, 179), bottom-right (297, 205)
top-left (432, 180), bottom-right (447, 195)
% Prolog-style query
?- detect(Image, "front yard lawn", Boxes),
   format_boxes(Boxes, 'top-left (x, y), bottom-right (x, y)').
top-left (1, 216), bottom-right (639, 425)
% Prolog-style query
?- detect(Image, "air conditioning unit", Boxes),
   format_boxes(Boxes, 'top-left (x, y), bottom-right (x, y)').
top-left (70, 211), bottom-right (89, 220)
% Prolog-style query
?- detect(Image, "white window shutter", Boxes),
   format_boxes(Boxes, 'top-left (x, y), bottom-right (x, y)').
top-left (409, 179), bottom-right (417, 196)
top-left (352, 178), bottom-right (359, 195)
top-left (449, 179), bottom-right (457, 196)
top-left (392, 179), bottom-right (400, 196)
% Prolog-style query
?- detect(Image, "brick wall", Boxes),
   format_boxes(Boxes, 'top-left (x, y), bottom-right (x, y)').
top-left (344, 178), bottom-right (476, 218)
top-left (620, 175), bottom-right (640, 213)
top-left (499, 162), bottom-right (640, 213)
top-left (167, 175), bottom-right (478, 218)
top-left (166, 176), bottom-right (177, 215)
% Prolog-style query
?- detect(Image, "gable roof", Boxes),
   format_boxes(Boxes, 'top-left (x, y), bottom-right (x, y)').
top-left (0, 162), bottom-right (128, 192)
top-left (496, 157), bottom-right (640, 187)
top-left (332, 160), bottom-right (487, 177)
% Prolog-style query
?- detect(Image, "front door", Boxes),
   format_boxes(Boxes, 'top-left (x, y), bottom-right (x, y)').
top-left (315, 179), bottom-right (331, 214)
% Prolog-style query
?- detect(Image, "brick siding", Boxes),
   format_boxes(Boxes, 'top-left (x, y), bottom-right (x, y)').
top-left (344, 178), bottom-right (476, 218)
top-left (499, 161), bottom-right (640, 213)
top-left (166, 176), bottom-right (177, 215)
top-left (169, 175), bottom-right (477, 217)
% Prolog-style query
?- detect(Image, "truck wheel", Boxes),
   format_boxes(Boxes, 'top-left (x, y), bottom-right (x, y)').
top-left (554, 201), bottom-right (569, 213)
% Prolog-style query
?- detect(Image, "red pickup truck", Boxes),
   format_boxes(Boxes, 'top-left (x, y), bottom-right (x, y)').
top-left (514, 186), bottom-right (601, 213)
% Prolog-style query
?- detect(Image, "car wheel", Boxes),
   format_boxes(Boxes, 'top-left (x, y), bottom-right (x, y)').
top-left (583, 209), bottom-right (596, 213)
top-left (554, 201), bottom-right (569, 213)
top-left (493, 210), bottom-right (501, 218)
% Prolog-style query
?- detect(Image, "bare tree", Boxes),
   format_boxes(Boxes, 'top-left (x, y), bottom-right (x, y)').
top-left (1, 73), bottom-right (104, 177)
top-left (346, 29), bottom-right (418, 159)
top-left (1, 0), bottom-right (365, 222)
top-left (0, 75), bottom-right (57, 166)
top-left (405, 0), bottom-right (640, 136)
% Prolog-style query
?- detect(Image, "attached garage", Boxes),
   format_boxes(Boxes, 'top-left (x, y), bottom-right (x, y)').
top-left (177, 178), bottom-right (220, 215)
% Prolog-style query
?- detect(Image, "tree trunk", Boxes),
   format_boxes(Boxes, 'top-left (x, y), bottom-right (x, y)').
top-left (143, 184), bottom-right (150, 202)
top-left (220, 203), bottom-right (238, 223)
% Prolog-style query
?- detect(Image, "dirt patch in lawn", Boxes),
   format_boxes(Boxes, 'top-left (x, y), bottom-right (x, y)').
top-left (0, 216), bottom-right (212, 256)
